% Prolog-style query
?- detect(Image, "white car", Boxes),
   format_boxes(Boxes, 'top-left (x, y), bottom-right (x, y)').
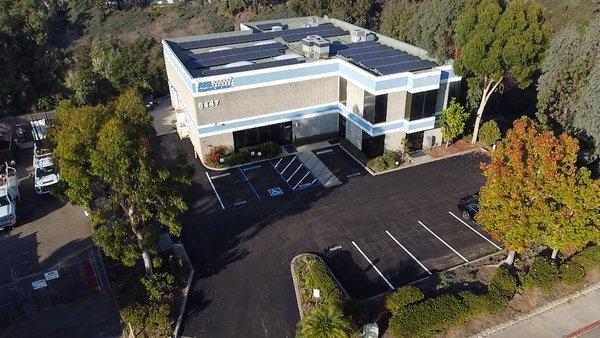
top-left (33, 143), bottom-right (59, 196)
top-left (0, 164), bottom-right (19, 231)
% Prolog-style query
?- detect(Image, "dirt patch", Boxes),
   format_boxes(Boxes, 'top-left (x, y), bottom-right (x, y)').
top-left (424, 140), bottom-right (488, 158)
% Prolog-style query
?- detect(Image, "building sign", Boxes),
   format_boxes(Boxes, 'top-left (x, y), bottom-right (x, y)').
top-left (198, 77), bottom-right (233, 92)
top-left (32, 279), bottom-right (47, 290)
top-left (44, 270), bottom-right (60, 281)
top-left (198, 100), bottom-right (220, 109)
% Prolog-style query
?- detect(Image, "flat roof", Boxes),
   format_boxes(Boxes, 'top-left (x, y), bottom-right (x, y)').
top-left (164, 17), bottom-right (438, 79)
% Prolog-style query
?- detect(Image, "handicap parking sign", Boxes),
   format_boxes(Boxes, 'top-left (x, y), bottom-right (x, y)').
top-left (267, 187), bottom-right (284, 197)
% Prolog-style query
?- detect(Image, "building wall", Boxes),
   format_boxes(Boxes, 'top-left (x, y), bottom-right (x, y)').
top-left (384, 131), bottom-right (406, 152)
top-left (165, 60), bottom-right (198, 125)
top-left (345, 81), bottom-right (365, 117)
top-left (346, 120), bottom-right (363, 150)
top-left (292, 113), bottom-right (339, 139)
top-left (436, 81), bottom-right (449, 113)
top-left (386, 91), bottom-right (409, 121)
top-left (198, 133), bottom-right (235, 159)
top-left (194, 76), bottom-right (339, 125)
top-left (423, 128), bottom-right (442, 149)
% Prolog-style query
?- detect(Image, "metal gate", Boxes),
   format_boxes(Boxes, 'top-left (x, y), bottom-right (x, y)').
top-left (0, 248), bottom-right (109, 330)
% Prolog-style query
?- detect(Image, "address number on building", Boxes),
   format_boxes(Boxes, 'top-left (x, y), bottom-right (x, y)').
top-left (198, 100), bottom-right (220, 109)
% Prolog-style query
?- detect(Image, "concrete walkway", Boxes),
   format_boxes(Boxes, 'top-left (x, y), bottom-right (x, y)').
top-left (484, 286), bottom-right (600, 338)
top-left (296, 142), bottom-right (341, 188)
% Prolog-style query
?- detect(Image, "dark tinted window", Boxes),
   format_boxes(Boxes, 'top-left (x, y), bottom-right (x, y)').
top-left (361, 132), bottom-right (384, 159)
top-left (409, 90), bottom-right (438, 120)
top-left (374, 94), bottom-right (388, 124)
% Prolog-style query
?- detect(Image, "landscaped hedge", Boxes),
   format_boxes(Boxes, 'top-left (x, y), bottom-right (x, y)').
top-left (388, 266), bottom-right (518, 337)
top-left (522, 256), bottom-right (559, 291)
top-left (204, 141), bottom-right (280, 167)
top-left (367, 151), bottom-right (403, 172)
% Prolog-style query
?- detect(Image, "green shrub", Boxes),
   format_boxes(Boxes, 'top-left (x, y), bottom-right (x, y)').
top-left (140, 272), bottom-right (175, 301)
top-left (389, 294), bottom-right (470, 337)
top-left (485, 265), bottom-right (518, 313)
top-left (120, 303), bottom-right (172, 337)
top-left (459, 291), bottom-right (492, 317)
top-left (559, 262), bottom-right (586, 285)
top-left (256, 141), bottom-right (280, 157)
top-left (224, 148), bottom-right (250, 166)
top-left (296, 305), bottom-right (352, 338)
top-left (573, 245), bottom-right (600, 272)
top-left (522, 256), bottom-right (559, 291)
top-left (367, 151), bottom-right (402, 172)
top-left (295, 256), bottom-right (344, 310)
top-left (385, 285), bottom-right (424, 314)
top-left (478, 120), bottom-right (501, 146)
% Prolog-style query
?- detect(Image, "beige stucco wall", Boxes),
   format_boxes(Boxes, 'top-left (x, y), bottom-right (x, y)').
top-left (384, 131), bottom-right (406, 152)
top-left (386, 91), bottom-right (409, 121)
top-left (423, 128), bottom-right (443, 149)
top-left (194, 76), bottom-right (339, 125)
top-left (346, 120), bottom-right (363, 150)
top-left (165, 60), bottom-right (198, 125)
top-left (345, 81), bottom-right (364, 117)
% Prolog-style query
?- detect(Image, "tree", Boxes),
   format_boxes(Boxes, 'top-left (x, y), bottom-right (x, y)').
top-left (478, 120), bottom-right (501, 146)
top-left (477, 117), bottom-right (600, 264)
top-left (53, 90), bottom-right (188, 275)
top-left (440, 98), bottom-right (470, 146)
top-left (0, 0), bottom-right (64, 116)
top-left (296, 306), bottom-right (352, 338)
top-left (379, 0), bottom-right (420, 43)
top-left (454, 0), bottom-right (550, 144)
top-left (572, 62), bottom-right (600, 172)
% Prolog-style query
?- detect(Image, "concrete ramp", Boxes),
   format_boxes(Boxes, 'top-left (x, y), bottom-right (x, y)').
top-left (296, 151), bottom-right (341, 188)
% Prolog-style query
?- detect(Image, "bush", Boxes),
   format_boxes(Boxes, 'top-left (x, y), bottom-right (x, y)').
top-left (478, 120), bottom-right (501, 146)
top-left (367, 151), bottom-right (402, 172)
top-left (559, 262), bottom-right (586, 285)
top-left (385, 285), bottom-right (424, 314)
top-left (120, 303), bottom-right (172, 337)
top-left (573, 245), bottom-right (600, 272)
top-left (486, 265), bottom-right (518, 313)
top-left (296, 305), bottom-right (352, 338)
top-left (295, 256), bottom-right (344, 311)
top-left (140, 272), bottom-right (175, 301)
top-left (224, 148), bottom-right (250, 166)
top-left (204, 145), bottom-right (230, 167)
top-left (522, 256), bottom-right (559, 291)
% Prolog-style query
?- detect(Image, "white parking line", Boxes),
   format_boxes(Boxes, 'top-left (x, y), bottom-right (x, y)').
top-left (210, 172), bottom-right (230, 179)
top-left (417, 221), bottom-right (469, 263)
top-left (351, 241), bottom-right (395, 290)
top-left (286, 164), bottom-right (303, 182)
top-left (273, 157), bottom-right (283, 168)
top-left (448, 211), bottom-right (502, 250)
top-left (293, 171), bottom-right (312, 189)
top-left (386, 231), bottom-right (431, 275)
top-left (239, 167), bottom-right (260, 199)
top-left (280, 157), bottom-right (296, 175)
top-left (316, 149), bottom-right (333, 155)
top-left (205, 172), bottom-right (225, 210)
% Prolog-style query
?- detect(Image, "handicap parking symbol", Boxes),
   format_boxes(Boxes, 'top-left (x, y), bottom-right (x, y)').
top-left (267, 187), bottom-right (284, 197)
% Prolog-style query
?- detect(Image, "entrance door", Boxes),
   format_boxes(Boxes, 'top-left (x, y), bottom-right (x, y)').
top-left (406, 131), bottom-right (424, 152)
top-left (281, 122), bottom-right (292, 145)
top-left (338, 115), bottom-right (346, 138)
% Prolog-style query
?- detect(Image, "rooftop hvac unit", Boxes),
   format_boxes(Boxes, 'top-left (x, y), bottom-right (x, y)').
top-left (308, 17), bottom-right (319, 27)
top-left (271, 25), bottom-right (283, 31)
top-left (350, 29), bottom-right (367, 42)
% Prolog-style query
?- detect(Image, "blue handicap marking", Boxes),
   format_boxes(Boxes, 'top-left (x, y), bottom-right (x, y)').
top-left (267, 187), bottom-right (284, 197)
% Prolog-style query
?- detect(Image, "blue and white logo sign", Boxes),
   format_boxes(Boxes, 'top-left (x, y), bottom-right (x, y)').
top-left (267, 187), bottom-right (284, 197)
top-left (198, 77), bottom-right (233, 92)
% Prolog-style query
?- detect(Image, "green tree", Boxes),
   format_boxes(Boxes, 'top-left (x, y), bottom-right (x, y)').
top-left (477, 117), bottom-right (600, 264)
top-left (53, 90), bottom-right (188, 275)
top-left (379, 0), bottom-right (420, 43)
top-left (0, 0), bottom-right (64, 116)
top-left (454, 0), bottom-right (550, 144)
top-left (478, 120), bottom-right (501, 146)
top-left (440, 98), bottom-right (470, 146)
top-left (296, 306), bottom-right (352, 338)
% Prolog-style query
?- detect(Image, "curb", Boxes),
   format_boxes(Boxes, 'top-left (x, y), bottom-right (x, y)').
top-left (470, 282), bottom-right (600, 338)
top-left (172, 243), bottom-right (195, 338)
top-left (290, 253), bottom-right (350, 319)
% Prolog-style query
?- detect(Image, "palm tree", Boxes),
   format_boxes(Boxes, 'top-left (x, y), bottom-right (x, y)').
top-left (296, 306), bottom-right (352, 338)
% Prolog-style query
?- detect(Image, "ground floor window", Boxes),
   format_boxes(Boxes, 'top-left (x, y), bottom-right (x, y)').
top-left (406, 131), bottom-right (424, 152)
top-left (233, 122), bottom-right (292, 150)
top-left (361, 132), bottom-right (384, 159)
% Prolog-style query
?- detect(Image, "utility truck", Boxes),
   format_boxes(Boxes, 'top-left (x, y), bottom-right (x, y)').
top-left (33, 142), bottom-right (59, 196)
top-left (0, 164), bottom-right (19, 231)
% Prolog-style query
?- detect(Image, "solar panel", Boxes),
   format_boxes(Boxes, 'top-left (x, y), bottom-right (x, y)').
top-left (375, 60), bottom-right (438, 75)
top-left (178, 23), bottom-right (337, 50)
top-left (255, 22), bottom-right (287, 31)
top-left (193, 48), bottom-right (286, 68)
top-left (339, 45), bottom-right (390, 58)
top-left (361, 54), bottom-right (418, 68)
top-left (191, 42), bottom-right (286, 60)
top-left (349, 49), bottom-right (404, 63)
top-left (197, 58), bottom-right (305, 77)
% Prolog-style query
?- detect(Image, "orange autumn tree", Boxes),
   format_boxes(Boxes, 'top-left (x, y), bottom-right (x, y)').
top-left (477, 117), bottom-right (600, 264)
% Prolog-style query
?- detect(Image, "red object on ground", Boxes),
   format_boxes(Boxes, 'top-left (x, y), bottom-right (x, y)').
top-left (82, 260), bottom-right (100, 295)
top-left (565, 320), bottom-right (600, 338)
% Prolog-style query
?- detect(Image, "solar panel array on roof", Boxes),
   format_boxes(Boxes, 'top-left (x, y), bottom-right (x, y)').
top-left (361, 54), bottom-right (418, 68)
top-left (195, 58), bottom-right (305, 77)
top-left (191, 42), bottom-right (285, 60)
top-left (188, 47), bottom-right (286, 68)
top-left (178, 23), bottom-right (340, 50)
top-left (375, 60), bottom-right (438, 75)
top-left (280, 27), bottom-right (347, 43)
top-left (338, 43), bottom-right (387, 58)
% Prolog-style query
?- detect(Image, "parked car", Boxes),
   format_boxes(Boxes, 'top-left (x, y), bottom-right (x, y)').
top-left (457, 193), bottom-right (479, 220)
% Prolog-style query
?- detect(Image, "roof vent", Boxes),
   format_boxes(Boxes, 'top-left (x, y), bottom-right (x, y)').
top-left (308, 17), bottom-right (319, 27)
top-left (350, 29), bottom-right (367, 43)
top-left (271, 25), bottom-right (283, 31)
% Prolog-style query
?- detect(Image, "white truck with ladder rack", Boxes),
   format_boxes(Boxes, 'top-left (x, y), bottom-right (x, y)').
top-left (0, 163), bottom-right (19, 231)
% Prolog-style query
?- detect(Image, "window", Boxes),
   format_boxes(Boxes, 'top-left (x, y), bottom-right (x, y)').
top-left (409, 90), bottom-right (438, 120)
top-left (339, 78), bottom-right (347, 103)
top-left (233, 122), bottom-right (292, 149)
top-left (363, 92), bottom-right (388, 124)
top-left (0, 196), bottom-right (9, 207)
top-left (361, 132), bottom-right (384, 159)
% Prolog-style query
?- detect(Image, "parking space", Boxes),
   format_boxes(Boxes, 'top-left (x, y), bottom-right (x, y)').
top-left (312, 145), bottom-right (366, 183)
top-left (206, 170), bottom-right (257, 208)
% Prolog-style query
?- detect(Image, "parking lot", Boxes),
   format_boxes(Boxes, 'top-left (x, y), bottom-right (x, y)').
top-left (177, 134), bottom-right (502, 337)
